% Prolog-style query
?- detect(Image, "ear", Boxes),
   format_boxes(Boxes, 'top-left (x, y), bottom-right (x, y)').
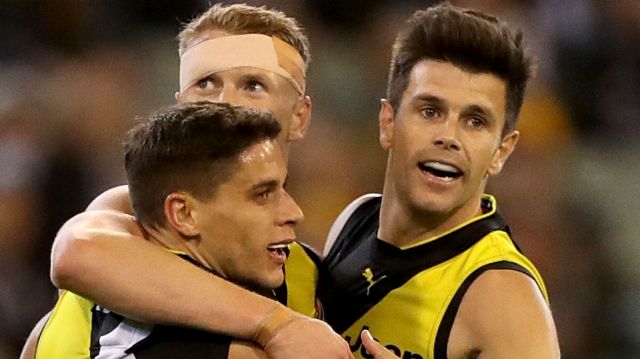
top-left (487, 130), bottom-right (519, 176)
top-left (287, 95), bottom-right (312, 142)
top-left (379, 99), bottom-right (395, 150)
top-left (164, 192), bottom-right (200, 237)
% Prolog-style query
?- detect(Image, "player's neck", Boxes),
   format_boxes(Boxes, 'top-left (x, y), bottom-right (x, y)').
top-left (378, 194), bottom-right (483, 248)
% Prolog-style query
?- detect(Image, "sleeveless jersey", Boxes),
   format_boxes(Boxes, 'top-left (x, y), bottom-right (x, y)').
top-left (318, 194), bottom-right (548, 359)
top-left (35, 245), bottom-right (318, 359)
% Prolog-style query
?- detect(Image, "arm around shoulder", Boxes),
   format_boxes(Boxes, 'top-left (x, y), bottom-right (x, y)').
top-left (49, 209), bottom-right (145, 291)
top-left (50, 184), bottom-right (139, 290)
top-left (48, 195), bottom-right (312, 342)
top-left (49, 186), bottom-right (355, 358)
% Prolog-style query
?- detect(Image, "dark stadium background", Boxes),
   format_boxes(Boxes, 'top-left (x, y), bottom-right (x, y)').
top-left (1, 0), bottom-right (638, 357)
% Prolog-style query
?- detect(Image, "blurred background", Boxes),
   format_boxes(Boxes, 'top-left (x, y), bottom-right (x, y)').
top-left (1, 0), bottom-right (638, 357)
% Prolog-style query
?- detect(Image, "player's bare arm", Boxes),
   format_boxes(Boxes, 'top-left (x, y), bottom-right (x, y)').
top-left (449, 270), bottom-right (561, 359)
top-left (49, 185), bottom-right (353, 359)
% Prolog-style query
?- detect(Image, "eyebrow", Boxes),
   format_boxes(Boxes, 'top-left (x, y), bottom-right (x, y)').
top-left (249, 179), bottom-right (279, 193)
top-left (462, 104), bottom-right (497, 121)
top-left (414, 94), bottom-right (447, 108)
top-left (415, 93), bottom-right (497, 120)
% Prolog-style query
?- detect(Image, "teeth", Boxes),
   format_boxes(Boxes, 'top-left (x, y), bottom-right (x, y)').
top-left (267, 243), bottom-right (290, 250)
top-left (421, 161), bottom-right (460, 173)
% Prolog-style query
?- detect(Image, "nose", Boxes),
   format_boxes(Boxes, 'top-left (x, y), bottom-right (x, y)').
top-left (214, 84), bottom-right (240, 104)
top-left (434, 136), bottom-right (461, 151)
top-left (433, 120), bottom-right (462, 151)
top-left (279, 190), bottom-right (304, 227)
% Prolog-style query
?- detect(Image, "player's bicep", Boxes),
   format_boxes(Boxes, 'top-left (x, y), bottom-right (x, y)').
top-left (453, 270), bottom-right (560, 359)
top-left (50, 209), bottom-right (146, 290)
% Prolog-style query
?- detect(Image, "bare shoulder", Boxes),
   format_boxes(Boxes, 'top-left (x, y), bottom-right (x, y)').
top-left (86, 184), bottom-right (132, 212)
top-left (449, 269), bottom-right (561, 359)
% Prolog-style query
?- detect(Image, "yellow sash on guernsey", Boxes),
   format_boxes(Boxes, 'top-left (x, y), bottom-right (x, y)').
top-left (283, 241), bottom-right (321, 318)
top-left (36, 291), bottom-right (93, 358)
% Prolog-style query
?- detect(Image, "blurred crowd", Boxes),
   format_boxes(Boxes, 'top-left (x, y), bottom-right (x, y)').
top-left (1, 0), bottom-right (638, 358)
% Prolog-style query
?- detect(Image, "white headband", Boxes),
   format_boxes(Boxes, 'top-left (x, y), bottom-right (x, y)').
top-left (179, 34), bottom-right (306, 94)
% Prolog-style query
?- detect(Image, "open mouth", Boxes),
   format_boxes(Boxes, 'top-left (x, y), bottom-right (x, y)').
top-left (418, 161), bottom-right (463, 181)
top-left (267, 243), bottom-right (291, 258)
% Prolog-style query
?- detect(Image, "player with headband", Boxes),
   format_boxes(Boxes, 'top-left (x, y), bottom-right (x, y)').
top-left (22, 4), bottom-right (352, 359)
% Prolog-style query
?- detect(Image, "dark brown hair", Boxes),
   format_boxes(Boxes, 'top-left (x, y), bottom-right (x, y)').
top-left (387, 2), bottom-right (533, 133)
top-left (124, 101), bottom-right (281, 228)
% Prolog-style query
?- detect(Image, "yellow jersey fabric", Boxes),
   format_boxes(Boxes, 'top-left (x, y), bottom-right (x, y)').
top-left (35, 246), bottom-right (318, 358)
top-left (317, 194), bottom-right (548, 359)
top-left (36, 250), bottom-right (298, 358)
top-left (36, 291), bottom-right (95, 358)
top-left (282, 241), bottom-right (321, 318)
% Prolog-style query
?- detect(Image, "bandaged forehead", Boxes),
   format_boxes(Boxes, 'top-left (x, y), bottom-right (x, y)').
top-left (179, 34), bottom-right (306, 94)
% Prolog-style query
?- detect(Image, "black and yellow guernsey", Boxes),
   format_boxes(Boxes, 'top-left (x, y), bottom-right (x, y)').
top-left (316, 194), bottom-right (549, 359)
top-left (35, 243), bottom-right (319, 359)
top-left (34, 195), bottom-right (547, 359)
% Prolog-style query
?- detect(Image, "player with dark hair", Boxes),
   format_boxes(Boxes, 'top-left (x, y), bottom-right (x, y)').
top-left (36, 102), bottom-right (304, 358)
top-left (28, 3), bottom-right (560, 359)
top-left (318, 3), bottom-right (560, 358)
top-left (25, 4), bottom-right (351, 359)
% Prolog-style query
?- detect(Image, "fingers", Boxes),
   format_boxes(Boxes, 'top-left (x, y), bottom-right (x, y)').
top-left (360, 330), bottom-right (399, 359)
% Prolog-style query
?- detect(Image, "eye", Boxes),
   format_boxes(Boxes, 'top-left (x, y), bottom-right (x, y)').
top-left (467, 116), bottom-right (486, 128)
top-left (244, 79), bottom-right (266, 93)
top-left (421, 106), bottom-right (439, 119)
top-left (255, 189), bottom-right (273, 203)
top-left (196, 76), bottom-right (215, 90)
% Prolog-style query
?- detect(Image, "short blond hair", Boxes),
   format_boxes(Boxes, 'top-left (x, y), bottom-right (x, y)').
top-left (178, 3), bottom-right (310, 70)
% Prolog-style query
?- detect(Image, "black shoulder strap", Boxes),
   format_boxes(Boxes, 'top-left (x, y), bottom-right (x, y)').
top-left (323, 197), bottom-right (381, 267)
top-left (433, 261), bottom-right (536, 359)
